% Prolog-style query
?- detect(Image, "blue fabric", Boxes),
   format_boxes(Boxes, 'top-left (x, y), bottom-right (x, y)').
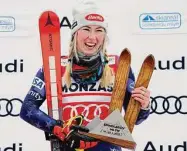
top-left (20, 68), bottom-right (57, 133)
top-left (87, 142), bottom-right (122, 151)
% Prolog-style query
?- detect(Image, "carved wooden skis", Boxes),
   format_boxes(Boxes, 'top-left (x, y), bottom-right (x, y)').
top-left (125, 55), bottom-right (155, 133)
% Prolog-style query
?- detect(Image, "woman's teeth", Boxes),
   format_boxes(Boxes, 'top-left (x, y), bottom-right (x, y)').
top-left (85, 43), bottom-right (96, 48)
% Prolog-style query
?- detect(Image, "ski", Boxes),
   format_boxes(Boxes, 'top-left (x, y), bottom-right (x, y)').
top-left (109, 48), bottom-right (131, 113)
top-left (125, 55), bottom-right (155, 133)
top-left (39, 11), bottom-right (63, 151)
top-left (80, 48), bottom-right (136, 150)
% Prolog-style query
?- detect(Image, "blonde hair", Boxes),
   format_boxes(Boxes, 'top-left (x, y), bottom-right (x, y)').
top-left (64, 32), bottom-right (114, 88)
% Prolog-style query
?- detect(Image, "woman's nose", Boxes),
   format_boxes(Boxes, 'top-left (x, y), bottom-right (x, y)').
top-left (87, 31), bottom-right (96, 39)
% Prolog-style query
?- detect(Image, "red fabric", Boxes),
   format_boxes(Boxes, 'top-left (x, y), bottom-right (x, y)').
top-left (79, 140), bottom-right (98, 149)
top-left (72, 64), bottom-right (88, 71)
top-left (80, 140), bottom-right (86, 148)
top-left (53, 126), bottom-right (66, 141)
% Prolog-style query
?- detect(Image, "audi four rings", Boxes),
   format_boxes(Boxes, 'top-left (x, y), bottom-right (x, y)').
top-left (150, 96), bottom-right (187, 114)
top-left (0, 96), bottom-right (186, 117)
top-left (63, 104), bottom-right (109, 122)
top-left (0, 98), bottom-right (23, 117)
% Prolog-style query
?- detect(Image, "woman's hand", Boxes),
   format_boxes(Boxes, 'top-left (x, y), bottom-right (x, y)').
top-left (131, 86), bottom-right (151, 109)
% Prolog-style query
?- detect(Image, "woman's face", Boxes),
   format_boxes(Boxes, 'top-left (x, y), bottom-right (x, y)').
top-left (76, 25), bottom-right (106, 56)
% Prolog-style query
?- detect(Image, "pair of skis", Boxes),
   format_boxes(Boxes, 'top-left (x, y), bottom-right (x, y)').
top-left (110, 49), bottom-right (155, 133)
top-left (39, 11), bottom-right (155, 151)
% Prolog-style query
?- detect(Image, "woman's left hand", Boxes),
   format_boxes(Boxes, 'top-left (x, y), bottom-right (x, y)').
top-left (131, 86), bottom-right (150, 109)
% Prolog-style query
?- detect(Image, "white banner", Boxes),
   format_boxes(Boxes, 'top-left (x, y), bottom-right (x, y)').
top-left (0, 0), bottom-right (187, 151)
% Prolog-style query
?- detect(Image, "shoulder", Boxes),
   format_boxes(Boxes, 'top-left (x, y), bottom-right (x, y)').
top-left (30, 67), bottom-right (46, 96)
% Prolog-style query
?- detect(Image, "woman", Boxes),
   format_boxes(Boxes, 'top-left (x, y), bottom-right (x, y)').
top-left (20, 1), bottom-right (151, 151)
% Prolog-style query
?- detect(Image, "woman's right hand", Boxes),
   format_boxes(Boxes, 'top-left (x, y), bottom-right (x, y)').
top-left (52, 116), bottom-right (98, 149)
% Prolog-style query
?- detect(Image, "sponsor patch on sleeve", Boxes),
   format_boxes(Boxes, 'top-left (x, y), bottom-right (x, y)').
top-left (28, 90), bottom-right (43, 101)
top-left (32, 77), bottom-right (45, 90)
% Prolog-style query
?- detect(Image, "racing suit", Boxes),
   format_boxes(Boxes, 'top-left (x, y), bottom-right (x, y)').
top-left (20, 55), bottom-right (150, 151)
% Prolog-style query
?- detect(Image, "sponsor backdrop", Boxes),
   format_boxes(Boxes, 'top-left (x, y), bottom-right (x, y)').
top-left (0, 0), bottom-right (187, 150)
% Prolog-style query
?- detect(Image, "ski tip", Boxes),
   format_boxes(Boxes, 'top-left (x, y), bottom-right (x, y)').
top-left (39, 10), bottom-right (58, 19)
top-left (39, 10), bottom-right (60, 29)
top-left (146, 54), bottom-right (155, 61)
top-left (120, 48), bottom-right (131, 58)
top-left (144, 54), bottom-right (155, 66)
top-left (123, 48), bottom-right (131, 54)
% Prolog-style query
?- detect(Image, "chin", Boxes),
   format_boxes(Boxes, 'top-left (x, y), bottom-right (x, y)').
top-left (85, 49), bottom-right (99, 56)
top-left (83, 51), bottom-right (96, 56)
top-left (84, 53), bottom-right (94, 56)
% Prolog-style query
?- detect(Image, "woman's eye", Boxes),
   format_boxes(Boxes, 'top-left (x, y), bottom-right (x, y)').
top-left (96, 29), bottom-right (104, 32)
top-left (83, 28), bottom-right (89, 31)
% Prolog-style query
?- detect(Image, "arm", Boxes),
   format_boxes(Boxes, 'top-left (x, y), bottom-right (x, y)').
top-left (20, 68), bottom-right (58, 133)
top-left (123, 68), bottom-right (150, 125)
top-left (20, 68), bottom-right (99, 149)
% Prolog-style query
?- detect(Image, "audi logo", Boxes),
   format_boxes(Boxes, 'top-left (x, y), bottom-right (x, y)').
top-left (150, 95), bottom-right (187, 114)
top-left (63, 104), bottom-right (109, 122)
top-left (0, 98), bottom-right (23, 117)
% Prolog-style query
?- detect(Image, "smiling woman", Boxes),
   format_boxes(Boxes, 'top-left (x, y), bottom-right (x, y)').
top-left (64, 2), bottom-right (113, 88)
top-left (20, 1), bottom-right (151, 151)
